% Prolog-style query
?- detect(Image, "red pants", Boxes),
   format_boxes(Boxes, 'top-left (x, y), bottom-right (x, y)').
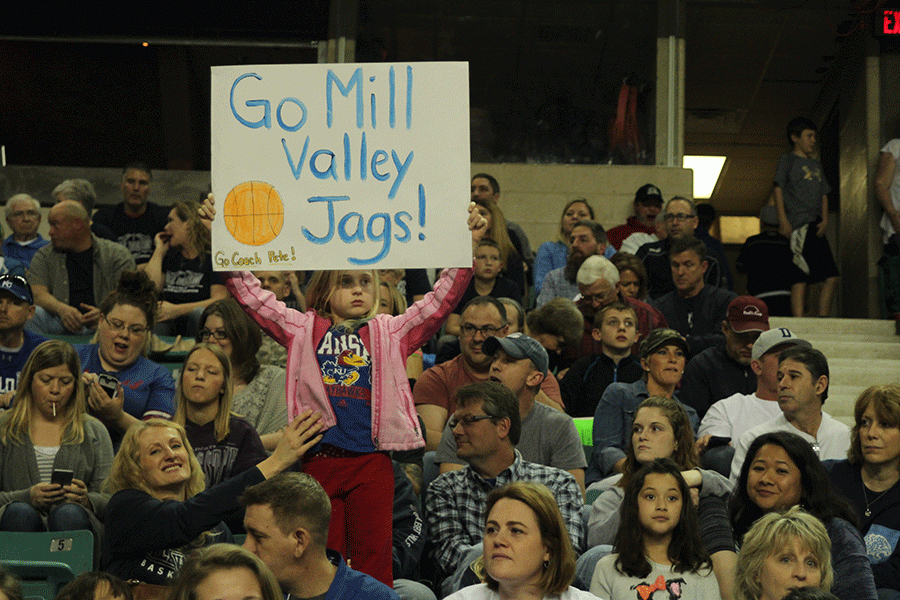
top-left (304, 452), bottom-right (394, 587)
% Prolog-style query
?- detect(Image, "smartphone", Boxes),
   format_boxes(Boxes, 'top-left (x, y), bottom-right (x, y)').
top-left (51, 469), bottom-right (74, 487)
top-left (706, 436), bottom-right (732, 449)
top-left (97, 373), bottom-right (119, 398)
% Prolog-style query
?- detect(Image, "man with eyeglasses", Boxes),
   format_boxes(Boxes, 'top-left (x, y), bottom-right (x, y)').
top-left (414, 296), bottom-right (562, 452)
top-left (426, 381), bottom-right (584, 596)
top-left (635, 196), bottom-right (725, 299)
top-left (3, 194), bottom-right (48, 267)
top-left (434, 333), bottom-right (586, 494)
top-left (0, 274), bottom-right (46, 407)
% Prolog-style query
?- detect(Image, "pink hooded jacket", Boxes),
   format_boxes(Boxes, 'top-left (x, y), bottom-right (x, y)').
top-left (225, 267), bottom-right (473, 451)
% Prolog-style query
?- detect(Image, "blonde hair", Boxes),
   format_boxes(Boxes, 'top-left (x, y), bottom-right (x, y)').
top-left (171, 199), bottom-right (211, 254)
top-left (105, 419), bottom-right (205, 499)
top-left (305, 270), bottom-right (380, 325)
top-left (736, 506), bottom-right (833, 600)
top-left (173, 344), bottom-right (233, 443)
top-left (473, 197), bottom-right (517, 267)
top-left (379, 280), bottom-right (407, 316)
top-left (167, 544), bottom-right (282, 600)
top-left (1, 340), bottom-right (87, 445)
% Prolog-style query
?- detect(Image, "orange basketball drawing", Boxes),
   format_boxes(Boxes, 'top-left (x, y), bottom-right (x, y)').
top-left (222, 181), bottom-right (284, 246)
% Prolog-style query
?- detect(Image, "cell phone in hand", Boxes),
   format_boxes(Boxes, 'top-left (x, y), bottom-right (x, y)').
top-left (51, 469), bottom-right (74, 487)
top-left (97, 373), bottom-right (119, 398)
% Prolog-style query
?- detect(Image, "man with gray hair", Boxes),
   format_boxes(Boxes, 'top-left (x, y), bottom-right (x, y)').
top-left (536, 219), bottom-right (608, 307)
top-left (51, 179), bottom-right (116, 241)
top-left (566, 255), bottom-right (666, 360)
top-left (3, 194), bottom-right (47, 267)
top-left (636, 196), bottom-right (726, 299)
top-left (26, 200), bottom-right (135, 334)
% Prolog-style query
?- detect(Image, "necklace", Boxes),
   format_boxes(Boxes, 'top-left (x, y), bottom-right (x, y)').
top-left (862, 483), bottom-right (892, 517)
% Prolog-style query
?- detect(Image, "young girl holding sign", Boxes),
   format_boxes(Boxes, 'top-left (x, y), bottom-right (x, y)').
top-left (199, 195), bottom-right (485, 587)
top-left (590, 459), bottom-right (720, 600)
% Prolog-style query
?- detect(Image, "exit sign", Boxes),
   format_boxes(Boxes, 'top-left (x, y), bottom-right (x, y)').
top-left (885, 10), bottom-right (900, 34)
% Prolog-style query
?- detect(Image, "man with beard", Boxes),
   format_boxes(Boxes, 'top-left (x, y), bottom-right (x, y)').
top-left (536, 220), bottom-right (607, 307)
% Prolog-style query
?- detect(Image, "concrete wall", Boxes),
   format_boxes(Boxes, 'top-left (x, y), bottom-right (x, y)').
top-left (471, 163), bottom-right (693, 249)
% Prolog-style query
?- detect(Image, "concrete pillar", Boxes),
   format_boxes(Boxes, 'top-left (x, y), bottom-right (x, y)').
top-left (655, 0), bottom-right (685, 167)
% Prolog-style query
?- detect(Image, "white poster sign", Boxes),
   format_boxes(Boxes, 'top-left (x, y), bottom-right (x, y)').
top-left (211, 62), bottom-right (471, 270)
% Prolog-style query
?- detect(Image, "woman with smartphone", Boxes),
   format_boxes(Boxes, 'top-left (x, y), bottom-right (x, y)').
top-left (77, 271), bottom-right (176, 449)
top-left (0, 339), bottom-right (113, 534)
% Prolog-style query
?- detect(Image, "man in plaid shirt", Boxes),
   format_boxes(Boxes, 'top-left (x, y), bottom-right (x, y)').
top-left (425, 381), bottom-right (584, 596)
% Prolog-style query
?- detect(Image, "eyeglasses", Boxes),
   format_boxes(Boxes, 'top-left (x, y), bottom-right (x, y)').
top-left (448, 414), bottom-right (495, 428)
top-left (104, 316), bottom-right (148, 336)
top-left (199, 328), bottom-right (228, 340)
top-left (664, 212), bottom-right (695, 222)
top-left (460, 324), bottom-right (503, 337)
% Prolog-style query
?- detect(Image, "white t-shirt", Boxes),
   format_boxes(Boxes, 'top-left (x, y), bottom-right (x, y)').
top-left (730, 411), bottom-right (851, 483)
top-left (446, 583), bottom-right (601, 600)
top-left (880, 138), bottom-right (900, 243)
top-left (591, 555), bottom-right (720, 600)
top-left (698, 392), bottom-right (784, 440)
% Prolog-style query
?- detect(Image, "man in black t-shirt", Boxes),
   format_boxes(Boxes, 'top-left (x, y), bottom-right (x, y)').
top-left (93, 162), bottom-right (169, 264)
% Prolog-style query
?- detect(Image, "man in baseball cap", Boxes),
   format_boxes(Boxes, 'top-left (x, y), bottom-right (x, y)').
top-left (0, 274), bottom-right (47, 407)
top-left (433, 332), bottom-right (587, 494)
top-left (697, 325), bottom-right (811, 476)
top-left (606, 184), bottom-right (664, 251)
top-left (681, 296), bottom-right (771, 421)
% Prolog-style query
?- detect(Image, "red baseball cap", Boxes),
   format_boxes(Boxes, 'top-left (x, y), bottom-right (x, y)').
top-left (727, 296), bottom-right (770, 333)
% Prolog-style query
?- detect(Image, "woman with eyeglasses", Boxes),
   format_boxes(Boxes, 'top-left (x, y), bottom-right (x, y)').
top-left (196, 299), bottom-right (287, 451)
top-left (76, 271), bottom-right (176, 447)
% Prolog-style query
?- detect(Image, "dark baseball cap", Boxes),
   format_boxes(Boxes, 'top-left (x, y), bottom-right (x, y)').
top-left (726, 296), bottom-right (770, 333)
top-left (0, 274), bottom-right (33, 304)
top-left (640, 328), bottom-right (689, 359)
top-left (635, 184), bottom-right (663, 205)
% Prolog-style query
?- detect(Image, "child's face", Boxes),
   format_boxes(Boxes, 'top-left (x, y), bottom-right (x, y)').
top-left (378, 284), bottom-right (394, 315)
top-left (474, 246), bottom-right (501, 280)
top-left (593, 308), bottom-right (637, 352)
top-left (792, 128), bottom-right (816, 156)
top-left (637, 472), bottom-right (682, 539)
top-left (329, 271), bottom-right (376, 321)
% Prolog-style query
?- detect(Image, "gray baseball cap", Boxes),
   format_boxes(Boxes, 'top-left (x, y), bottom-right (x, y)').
top-left (483, 333), bottom-right (549, 377)
top-left (751, 328), bottom-right (811, 361)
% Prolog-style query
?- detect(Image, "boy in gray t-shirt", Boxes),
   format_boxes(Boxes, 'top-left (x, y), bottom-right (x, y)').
top-left (773, 116), bottom-right (840, 317)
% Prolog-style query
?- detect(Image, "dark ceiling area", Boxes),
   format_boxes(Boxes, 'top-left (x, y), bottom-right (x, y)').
top-left (0, 1), bottom-right (886, 216)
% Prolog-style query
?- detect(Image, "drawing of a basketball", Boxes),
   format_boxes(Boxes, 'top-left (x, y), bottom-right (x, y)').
top-left (222, 181), bottom-right (284, 246)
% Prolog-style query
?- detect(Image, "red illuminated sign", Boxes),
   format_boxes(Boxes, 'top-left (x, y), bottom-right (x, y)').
top-left (885, 10), bottom-right (900, 34)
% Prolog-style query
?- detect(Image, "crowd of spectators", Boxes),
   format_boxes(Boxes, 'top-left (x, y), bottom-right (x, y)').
top-left (0, 148), bottom-right (890, 600)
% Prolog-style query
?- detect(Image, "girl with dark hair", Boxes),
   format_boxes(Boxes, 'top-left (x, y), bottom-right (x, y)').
top-left (534, 199), bottom-right (595, 293)
top-left (197, 299), bottom-right (287, 451)
top-left (78, 270), bottom-right (175, 447)
top-left (144, 199), bottom-right (228, 336)
top-left (730, 431), bottom-right (877, 600)
top-left (590, 458), bottom-right (718, 599)
top-left (587, 397), bottom-right (734, 599)
top-left (827, 384), bottom-right (900, 600)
